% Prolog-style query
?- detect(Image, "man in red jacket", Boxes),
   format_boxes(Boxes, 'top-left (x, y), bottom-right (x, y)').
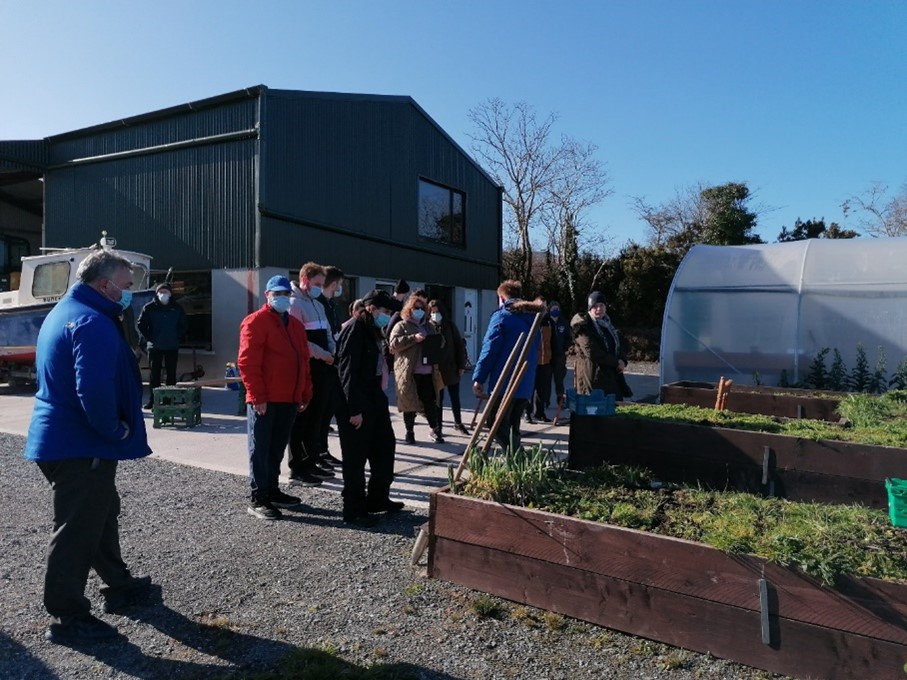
top-left (238, 275), bottom-right (313, 520)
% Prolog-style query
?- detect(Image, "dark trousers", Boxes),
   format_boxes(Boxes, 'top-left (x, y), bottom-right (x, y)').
top-left (337, 386), bottom-right (396, 517)
top-left (487, 397), bottom-right (529, 451)
top-left (247, 402), bottom-right (297, 502)
top-left (438, 381), bottom-right (464, 426)
top-left (288, 361), bottom-right (332, 471)
top-left (403, 373), bottom-right (440, 432)
top-left (533, 363), bottom-right (554, 417)
top-left (36, 458), bottom-right (133, 618)
top-left (149, 348), bottom-right (178, 396)
top-left (318, 366), bottom-right (342, 454)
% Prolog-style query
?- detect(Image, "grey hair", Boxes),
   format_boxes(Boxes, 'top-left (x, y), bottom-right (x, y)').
top-left (76, 249), bottom-right (134, 284)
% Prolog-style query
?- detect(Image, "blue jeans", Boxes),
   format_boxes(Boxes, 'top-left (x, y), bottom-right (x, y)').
top-left (247, 402), bottom-right (297, 502)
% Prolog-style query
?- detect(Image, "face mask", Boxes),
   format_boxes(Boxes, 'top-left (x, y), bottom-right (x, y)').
top-left (269, 295), bottom-right (291, 313)
top-left (308, 285), bottom-right (323, 299)
top-left (412, 308), bottom-right (425, 321)
top-left (550, 309), bottom-right (560, 318)
top-left (333, 286), bottom-right (343, 298)
top-left (375, 312), bottom-right (391, 328)
top-left (431, 312), bottom-right (442, 323)
top-left (107, 280), bottom-right (132, 310)
top-left (158, 292), bottom-right (171, 304)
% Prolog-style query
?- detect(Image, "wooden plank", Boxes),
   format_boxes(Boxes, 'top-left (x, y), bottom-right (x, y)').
top-left (431, 537), bottom-right (907, 680)
top-left (432, 492), bottom-right (907, 643)
top-left (569, 416), bottom-right (906, 482)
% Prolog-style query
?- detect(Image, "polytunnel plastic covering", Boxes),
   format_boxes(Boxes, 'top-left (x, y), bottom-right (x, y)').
top-left (660, 238), bottom-right (907, 388)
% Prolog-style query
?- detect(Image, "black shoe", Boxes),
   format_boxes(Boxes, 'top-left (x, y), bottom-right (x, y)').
top-left (46, 614), bottom-right (121, 644)
top-left (321, 451), bottom-right (342, 466)
top-left (366, 498), bottom-right (405, 513)
top-left (143, 401), bottom-right (153, 410)
top-left (269, 490), bottom-right (302, 508)
top-left (454, 423), bottom-right (470, 435)
top-left (343, 513), bottom-right (379, 528)
top-left (101, 575), bottom-right (154, 614)
top-left (247, 500), bottom-right (282, 520)
top-left (307, 462), bottom-right (335, 479)
top-left (430, 429), bottom-right (445, 444)
top-left (536, 414), bottom-right (551, 423)
top-left (404, 431), bottom-right (415, 445)
top-left (289, 471), bottom-right (323, 487)
top-left (524, 414), bottom-right (536, 424)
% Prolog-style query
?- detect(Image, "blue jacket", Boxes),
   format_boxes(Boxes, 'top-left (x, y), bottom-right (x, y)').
top-left (25, 282), bottom-right (152, 462)
top-left (472, 298), bottom-right (545, 400)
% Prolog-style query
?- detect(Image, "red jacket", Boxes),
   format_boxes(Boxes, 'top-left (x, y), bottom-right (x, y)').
top-left (238, 304), bottom-right (313, 406)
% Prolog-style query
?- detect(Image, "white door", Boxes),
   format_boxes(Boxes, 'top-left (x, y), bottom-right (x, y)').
top-left (461, 289), bottom-right (478, 368)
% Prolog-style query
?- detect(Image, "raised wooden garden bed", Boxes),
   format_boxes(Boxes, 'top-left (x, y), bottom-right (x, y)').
top-left (429, 490), bottom-right (907, 679)
top-left (568, 414), bottom-right (904, 508)
top-left (660, 381), bottom-right (843, 421)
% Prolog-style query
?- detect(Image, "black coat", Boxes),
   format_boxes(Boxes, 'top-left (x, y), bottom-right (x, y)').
top-left (337, 316), bottom-right (385, 416)
top-left (137, 299), bottom-right (187, 351)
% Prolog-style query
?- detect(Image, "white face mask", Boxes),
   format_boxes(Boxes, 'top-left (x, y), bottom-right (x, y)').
top-left (333, 285), bottom-right (343, 298)
top-left (431, 312), bottom-right (442, 323)
top-left (158, 292), bottom-right (171, 304)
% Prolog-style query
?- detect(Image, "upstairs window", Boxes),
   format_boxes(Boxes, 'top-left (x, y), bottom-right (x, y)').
top-left (418, 179), bottom-right (465, 246)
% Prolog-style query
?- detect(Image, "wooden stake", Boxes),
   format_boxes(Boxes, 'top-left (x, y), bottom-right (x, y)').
top-left (715, 377), bottom-right (726, 411)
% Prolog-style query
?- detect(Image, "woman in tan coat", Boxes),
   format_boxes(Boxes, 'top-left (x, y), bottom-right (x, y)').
top-left (389, 295), bottom-right (444, 444)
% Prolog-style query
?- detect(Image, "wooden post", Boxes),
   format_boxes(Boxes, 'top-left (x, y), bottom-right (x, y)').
top-left (453, 311), bottom-right (544, 482)
top-left (482, 361), bottom-right (529, 455)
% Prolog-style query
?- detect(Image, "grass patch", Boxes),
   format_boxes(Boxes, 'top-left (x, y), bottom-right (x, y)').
top-left (234, 647), bottom-right (419, 680)
top-left (472, 594), bottom-right (507, 619)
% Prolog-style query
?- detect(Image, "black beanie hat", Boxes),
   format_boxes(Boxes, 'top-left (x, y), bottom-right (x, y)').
top-left (587, 291), bottom-right (607, 309)
top-left (394, 279), bottom-right (410, 295)
top-left (156, 282), bottom-right (173, 293)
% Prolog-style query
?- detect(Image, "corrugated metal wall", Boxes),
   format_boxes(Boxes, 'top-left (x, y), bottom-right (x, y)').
top-left (43, 94), bottom-right (260, 269)
top-left (0, 140), bottom-right (48, 171)
top-left (259, 90), bottom-right (501, 290)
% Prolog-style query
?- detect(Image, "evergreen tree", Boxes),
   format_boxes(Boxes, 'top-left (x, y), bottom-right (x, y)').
top-left (848, 343), bottom-right (871, 392)
top-left (869, 346), bottom-right (887, 394)
top-left (805, 348), bottom-right (829, 389)
top-left (890, 357), bottom-right (907, 391)
top-left (828, 349), bottom-right (847, 391)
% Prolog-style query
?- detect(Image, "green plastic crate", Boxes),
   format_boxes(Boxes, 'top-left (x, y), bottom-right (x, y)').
top-left (885, 478), bottom-right (907, 528)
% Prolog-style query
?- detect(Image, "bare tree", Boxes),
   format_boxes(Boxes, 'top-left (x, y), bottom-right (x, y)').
top-left (842, 182), bottom-right (907, 237)
top-left (467, 99), bottom-right (566, 286)
top-left (542, 137), bottom-right (611, 304)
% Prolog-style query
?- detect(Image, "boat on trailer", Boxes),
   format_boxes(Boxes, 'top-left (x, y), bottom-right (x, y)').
top-left (0, 232), bottom-right (153, 384)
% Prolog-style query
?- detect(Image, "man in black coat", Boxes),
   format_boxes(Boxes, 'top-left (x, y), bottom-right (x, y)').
top-left (137, 283), bottom-right (188, 408)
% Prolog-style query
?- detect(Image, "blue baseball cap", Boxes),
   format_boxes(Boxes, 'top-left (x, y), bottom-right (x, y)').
top-left (265, 275), bottom-right (293, 293)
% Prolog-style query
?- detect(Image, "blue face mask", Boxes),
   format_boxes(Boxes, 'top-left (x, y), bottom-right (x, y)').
top-left (375, 312), bottom-right (391, 328)
top-left (412, 308), bottom-right (425, 321)
top-left (550, 309), bottom-right (560, 318)
top-left (333, 286), bottom-right (343, 298)
top-left (309, 285), bottom-right (323, 299)
top-left (107, 280), bottom-right (132, 310)
top-left (269, 295), bottom-right (291, 313)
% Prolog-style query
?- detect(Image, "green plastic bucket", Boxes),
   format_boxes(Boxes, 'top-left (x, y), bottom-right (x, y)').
top-left (885, 478), bottom-right (907, 528)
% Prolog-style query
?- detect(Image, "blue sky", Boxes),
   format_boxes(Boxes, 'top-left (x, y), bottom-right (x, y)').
top-left (2, 0), bottom-right (905, 250)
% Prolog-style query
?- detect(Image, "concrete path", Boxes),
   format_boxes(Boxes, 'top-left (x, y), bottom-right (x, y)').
top-left (0, 371), bottom-right (659, 509)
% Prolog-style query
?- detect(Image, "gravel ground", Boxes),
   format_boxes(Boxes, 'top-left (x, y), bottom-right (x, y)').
top-left (0, 431), bottom-right (781, 680)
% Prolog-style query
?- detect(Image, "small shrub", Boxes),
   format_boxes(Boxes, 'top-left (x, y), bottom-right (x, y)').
top-left (848, 342), bottom-right (871, 392)
top-left (805, 348), bottom-right (830, 389)
top-left (829, 349), bottom-right (847, 391)
top-left (472, 594), bottom-right (505, 619)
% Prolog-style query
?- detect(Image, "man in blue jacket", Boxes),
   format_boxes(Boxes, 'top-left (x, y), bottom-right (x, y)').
top-left (25, 249), bottom-right (154, 645)
top-left (472, 279), bottom-right (544, 451)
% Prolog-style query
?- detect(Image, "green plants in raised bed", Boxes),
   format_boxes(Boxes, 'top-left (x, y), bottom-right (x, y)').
top-left (619, 391), bottom-right (907, 447)
top-left (462, 459), bottom-right (907, 586)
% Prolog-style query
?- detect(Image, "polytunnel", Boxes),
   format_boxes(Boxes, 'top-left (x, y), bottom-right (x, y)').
top-left (659, 238), bottom-right (907, 388)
